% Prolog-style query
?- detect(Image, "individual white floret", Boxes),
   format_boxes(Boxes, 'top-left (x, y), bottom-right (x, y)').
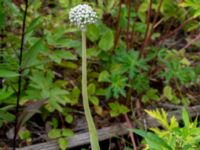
top-left (69, 4), bottom-right (97, 31)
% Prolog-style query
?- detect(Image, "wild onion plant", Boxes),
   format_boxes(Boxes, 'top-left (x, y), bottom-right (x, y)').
top-left (69, 4), bottom-right (100, 150)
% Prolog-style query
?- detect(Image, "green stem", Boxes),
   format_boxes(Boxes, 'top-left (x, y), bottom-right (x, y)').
top-left (81, 31), bottom-right (100, 150)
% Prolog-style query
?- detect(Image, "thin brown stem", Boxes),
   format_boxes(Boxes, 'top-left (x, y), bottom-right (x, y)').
top-left (158, 17), bottom-right (195, 45)
top-left (152, 0), bottom-right (163, 30)
top-left (130, 0), bottom-right (141, 48)
top-left (124, 114), bottom-right (137, 150)
top-left (114, 0), bottom-right (123, 49)
top-left (126, 0), bottom-right (131, 49)
top-left (141, 0), bottom-right (152, 56)
top-left (181, 34), bottom-right (200, 50)
top-left (144, 0), bottom-right (163, 56)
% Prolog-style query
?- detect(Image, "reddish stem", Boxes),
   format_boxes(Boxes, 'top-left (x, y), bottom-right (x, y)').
top-left (124, 114), bottom-right (137, 150)
top-left (130, 0), bottom-right (141, 48)
top-left (141, 0), bottom-right (152, 56)
top-left (144, 0), bottom-right (163, 56)
top-left (182, 34), bottom-right (200, 50)
top-left (114, 0), bottom-right (123, 49)
top-left (158, 17), bottom-right (194, 45)
top-left (126, 0), bottom-right (131, 49)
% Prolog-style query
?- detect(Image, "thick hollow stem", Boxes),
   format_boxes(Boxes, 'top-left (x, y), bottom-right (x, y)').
top-left (81, 31), bottom-right (100, 150)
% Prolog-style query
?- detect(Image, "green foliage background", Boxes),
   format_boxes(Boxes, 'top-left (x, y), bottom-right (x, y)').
top-left (0, 0), bottom-right (200, 148)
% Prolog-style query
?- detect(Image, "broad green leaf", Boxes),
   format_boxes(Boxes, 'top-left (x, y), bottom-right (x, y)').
top-left (88, 83), bottom-right (96, 95)
top-left (0, 69), bottom-right (18, 78)
top-left (86, 24), bottom-right (100, 42)
top-left (133, 129), bottom-right (172, 150)
top-left (89, 96), bottom-right (99, 106)
top-left (19, 130), bottom-right (31, 140)
top-left (58, 137), bottom-right (68, 150)
top-left (62, 128), bottom-right (74, 137)
top-left (48, 129), bottom-right (61, 138)
top-left (109, 102), bottom-right (129, 117)
top-left (65, 115), bottom-right (73, 124)
top-left (98, 29), bottom-right (114, 51)
top-left (69, 86), bottom-right (80, 105)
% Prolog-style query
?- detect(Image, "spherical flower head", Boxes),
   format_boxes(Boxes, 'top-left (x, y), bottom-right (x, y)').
top-left (69, 4), bottom-right (97, 31)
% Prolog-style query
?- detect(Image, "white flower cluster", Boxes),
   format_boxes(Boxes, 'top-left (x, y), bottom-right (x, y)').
top-left (69, 4), bottom-right (97, 31)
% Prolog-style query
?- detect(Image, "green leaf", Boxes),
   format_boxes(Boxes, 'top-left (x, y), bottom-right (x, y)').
top-left (23, 39), bottom-right (45, 67)
top-left (133, 129), bottom-right (172, 150)
top-left (86, 24), bottom-right (100, 42)
top-left (98, 29), bottom-right (114, 51)
top-left (0, 69), bottom-right (18, 78)
top-left (26, 17), bottom-right (42, 34)
top-left (88, 83), bottom-right (96, 95)
top-left (0, 88), bottom-right (14, 101)
top-left (49, 50), bottom-right (77, 64)
top-left (62, 128), bottom-right (74, 137)
top-left (89, 96), bottom-right (99, 106)
top-left (108, 73), bottom-right (128, 99)
top-left (109, 102), bottom-right (129, 117)
top-left (163, 86), bottom-right (173, 100)
top-left (180, 58), bottom-right (191, 66)
top-left (65, 115), bottom-right (73, 124)
top-left (48, 129), bottom-right (61, 138)
top-left (142, 88), bottom-right (160, 103)
top-left (58, 137), bottom-right (68, 150)
top-left (182, 107), bottom-right (190, 127)
top-left (69, 86), bottom-right (80, 105)
top-left (98, 71), bottom-right (110, 82)
top-left (0, 109), bottom-right (15, 127)
top-left (19, 130), bottom-right (31, 140)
